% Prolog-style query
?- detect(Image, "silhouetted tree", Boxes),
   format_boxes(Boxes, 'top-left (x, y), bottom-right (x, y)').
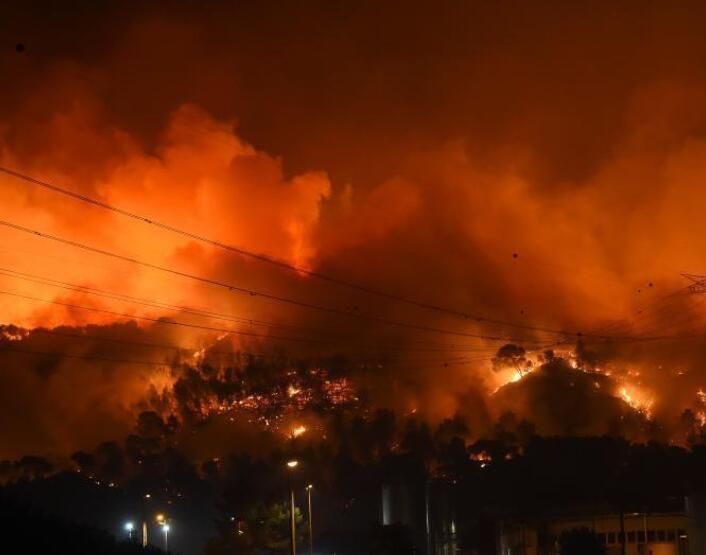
top-left (493, 344), bottom-right (530, 377)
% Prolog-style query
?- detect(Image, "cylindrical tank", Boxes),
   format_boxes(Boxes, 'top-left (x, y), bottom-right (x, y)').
top-left (382, 483), bottom-right (415, 527)
top-left (685, 492), bottom-right (706, 555)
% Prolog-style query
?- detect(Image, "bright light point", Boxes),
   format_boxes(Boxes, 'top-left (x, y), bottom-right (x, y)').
top-left (125, 522), bottom-right (134, 531)
top-left (292, 425), bottom-right (306, 438)
top-left (617, 385), bottom-right (654, 418)
top-left (144, 494), bottom-right (151, 499)
top-left (287, 384), bottom-right (301, 397)
top-left (306, 484), bottom-right (313, 490)
top-left (156, 514), bottom-right (165, 523)
top-left (163, 524), bottom-right (170, 532)
top-left (287, 460), bottom-right (299, 468)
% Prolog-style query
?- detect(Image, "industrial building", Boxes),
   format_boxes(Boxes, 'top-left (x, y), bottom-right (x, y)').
top-left (497, 511), bottom-right (690, 555)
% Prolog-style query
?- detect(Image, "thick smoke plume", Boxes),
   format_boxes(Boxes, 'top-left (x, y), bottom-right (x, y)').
top-left (4, 1), bottom-right (706, 459)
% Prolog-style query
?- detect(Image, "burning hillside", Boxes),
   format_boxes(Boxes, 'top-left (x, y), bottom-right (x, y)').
top-left (491, 352), bottom-right (656, 439)
top-left (5, 2), bottom-right (706, 470)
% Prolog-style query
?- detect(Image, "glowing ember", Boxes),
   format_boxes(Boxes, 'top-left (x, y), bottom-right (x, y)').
top-left (698, 411), bottom-right (706, 428)
top-left (291, 425), bottom-right (307, 438)
top-left (470, 451), bottom-right (491, 462)
top-left (0, 325), bottom-right (28, 341)
top-left (491, 366), bottom-right (533, 394)
top-left (287, 385), bottom-right (301, 397)
top-left (470, 451), bottom-right (492, 468)
top-left (618, 386), bottom-right (653, 418)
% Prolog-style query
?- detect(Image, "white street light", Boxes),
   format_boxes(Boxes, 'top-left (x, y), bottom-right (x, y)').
top-left (286, 460), bottom-right (299, 555)
top-left (162, 523), bottom-right (170, 552)
top-left (306, 485), bottom-right (314, 555)
top-left (125, 522), bottom-right (134, 541)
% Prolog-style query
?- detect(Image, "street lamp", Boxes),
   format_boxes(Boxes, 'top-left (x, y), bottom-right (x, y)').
top-left (286, 460), bottom-right (299, 555)
top-left (125, 522), bottom-right (134, 541)
top-left (155, 514), bottom-right (169, 551)
top-left (306, 484), bottom-right (314, 555)
top-left (162, 523), bottom-right (170, 552)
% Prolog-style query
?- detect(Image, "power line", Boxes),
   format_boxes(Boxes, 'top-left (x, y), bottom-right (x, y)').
top-left (0, 344), bottom-right (173, 367)
top-left (1, 219), bottom-right (697, 346)
top-left (5, 325), bottom-right (192, 354)
top-left (0, 167), bottom-right (478, 314)
top-left (7, 167), bottom-right (704, 347)
top-left (0, 266), bottom-right (321, 334)
top-left (0, 166), bottom-right (600, 337)
top-left (0, 289), bottom-right (510, 363)
top-left (0, 271), bottom-right (505, 354)
top-left (0, 342), bottom-right (505, 371)
top-left (629, 303), bottom-right (706, 338)
top-left (581, 284), bottom-right (699, 340)
top-left (1, 324), bottom-right (499, 365)
top-left (0, 218), bottom-right (557, 343)
top-left (0, 266), bottom-right (501, 353)
top-left (1, 324), bottom-right (301, 361)
top-left (0, 288), bottom-right (325, 345)
top-left (5, 217), bottom-right (692, 345)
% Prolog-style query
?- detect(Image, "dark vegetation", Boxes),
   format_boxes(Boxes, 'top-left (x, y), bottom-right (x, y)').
top-left (0, 490), bottom-right (166, 554)
top-left (3, 351), bottom-right (706, 553)
top-left (2, 412), bottom-right (703, 554)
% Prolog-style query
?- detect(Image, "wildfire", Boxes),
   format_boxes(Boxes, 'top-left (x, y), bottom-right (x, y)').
top-left (490, 353), bottom-right (659, 424)
top-left (470, 451), bottom-right (492, 468)
top-left (323, 377), bottom-right (358, 404)
top-left (618, 386), bottom-right (653, 418)
top-left (697, 411), bottom-right (706, 428)
top-left (693, 389), bottom-right (706, 429)
top-left (491, 366), bottom-right (533, 394)
top-left (0, 325), bottom-right (28, 341)
top-left (175, 363), bottom-right (359, 439)
top-left (148, 368), bottom-right (177, 397)
top-left (192, 333), bottom-right (231, 361)
top-left (287, 385), bottom-right (301, 397)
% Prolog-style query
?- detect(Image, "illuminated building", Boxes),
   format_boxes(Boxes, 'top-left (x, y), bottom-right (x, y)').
top-left (497, 511), bottom-right (690, 555)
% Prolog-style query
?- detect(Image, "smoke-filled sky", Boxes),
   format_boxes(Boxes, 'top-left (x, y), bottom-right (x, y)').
top-left (4, 1), bottom-right (706, 459)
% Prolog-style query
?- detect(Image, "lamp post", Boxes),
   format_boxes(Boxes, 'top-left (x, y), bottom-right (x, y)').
top-left (306, 484), bottom-right (314, 555)
top-left (125, 522), bottom-right (134, 541)
top-left (155, 514), bottom-right (168, 552)
top-left (162, 523), bottom-right (170, 552)
top-left (286, 460), bottom-right (299, 555)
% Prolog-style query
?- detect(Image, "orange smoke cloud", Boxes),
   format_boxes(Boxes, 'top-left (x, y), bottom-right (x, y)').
top-left (5, 2), bottom-right (706, 458)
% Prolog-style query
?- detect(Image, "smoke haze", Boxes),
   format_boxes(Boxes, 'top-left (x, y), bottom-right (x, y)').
top-left (4, 1), bottom-right (706, 460)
